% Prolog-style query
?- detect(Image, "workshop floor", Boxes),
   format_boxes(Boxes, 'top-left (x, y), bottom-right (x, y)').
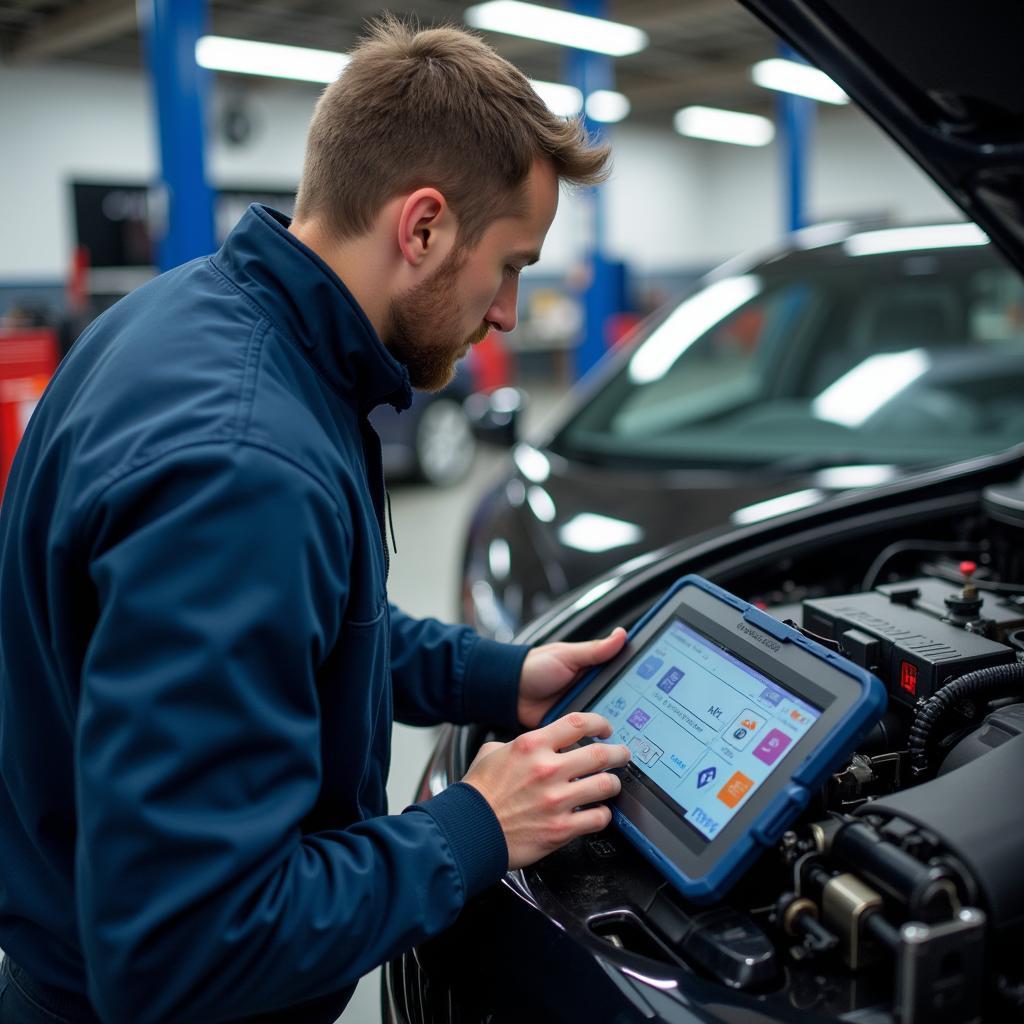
top-left (343, 380), bottom-right (565, 1024)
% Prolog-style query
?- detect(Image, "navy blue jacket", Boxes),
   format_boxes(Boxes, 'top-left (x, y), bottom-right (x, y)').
top-left (0, 205), bottom-right (528, 1023)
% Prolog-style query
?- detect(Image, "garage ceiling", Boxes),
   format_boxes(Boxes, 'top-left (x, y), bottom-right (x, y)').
top-left (0, 0), bottom-right (784, 126)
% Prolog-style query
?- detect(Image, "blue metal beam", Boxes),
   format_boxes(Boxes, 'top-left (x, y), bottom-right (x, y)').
top-left (777, 44), bottom-right (816, 234)
top-left (565, 0), bottom-right (621, 380)
top-left (139, 0), bottom-right (216, 272)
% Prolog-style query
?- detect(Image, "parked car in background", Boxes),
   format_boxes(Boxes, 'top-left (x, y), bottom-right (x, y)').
top-left (371, 334), bottom-right (513, 487)
top-left (462, 225), bottom-right (1024, 637)
top-left (370, 358), bottom-right (478, 487)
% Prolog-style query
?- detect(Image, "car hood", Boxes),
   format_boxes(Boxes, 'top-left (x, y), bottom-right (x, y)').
top-left (475, 452), bottom-right (886, 630)
top-left (741, 1), bottom-right (1024, 277)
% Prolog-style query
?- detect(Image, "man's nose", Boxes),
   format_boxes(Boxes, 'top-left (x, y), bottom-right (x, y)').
top-left (486, 278), bottom-right (519, 333)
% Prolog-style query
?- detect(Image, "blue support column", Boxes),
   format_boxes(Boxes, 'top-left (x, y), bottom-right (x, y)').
top-left (139, 0), bottom-right (216, 272)
top-left (565, 0), bottom-right (619, 380)
top-left (777, 44), bottom-right (815, 234)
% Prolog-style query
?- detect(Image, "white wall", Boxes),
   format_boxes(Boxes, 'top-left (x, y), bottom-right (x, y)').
top-left (0, 62), bottom-right (155, 281)
top-left (0, 60), bottom-right (960, 284)
top-left (0, 61), bottom-right (318, 282)
top-left (691, 105), bottom-right (960, 266)
top-left (811, 106), bottom-right (957, 225)
top-left (601, 124), bottom-right (710, 271)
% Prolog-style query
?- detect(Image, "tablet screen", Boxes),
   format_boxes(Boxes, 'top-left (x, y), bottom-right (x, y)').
top-left (589, 618), bottom-right (822, 843)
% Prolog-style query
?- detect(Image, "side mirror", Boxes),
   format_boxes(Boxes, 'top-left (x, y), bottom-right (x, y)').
top-left (463, 387), bottom-right (526, 448)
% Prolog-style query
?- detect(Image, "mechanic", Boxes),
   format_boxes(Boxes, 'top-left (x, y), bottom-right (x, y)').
top-left (0, 18), bottom-right (631, 1024)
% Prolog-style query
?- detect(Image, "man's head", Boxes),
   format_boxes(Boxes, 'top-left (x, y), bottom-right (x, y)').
top-left (293, 17), bottom-right (610, 390)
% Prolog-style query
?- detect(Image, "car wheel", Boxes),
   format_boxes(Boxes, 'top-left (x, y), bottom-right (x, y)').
top-left (414, 397), bottom-right (476, 486)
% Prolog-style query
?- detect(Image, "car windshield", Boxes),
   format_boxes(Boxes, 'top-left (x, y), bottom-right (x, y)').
top-left (553, 239), bottom-right (1024, 469)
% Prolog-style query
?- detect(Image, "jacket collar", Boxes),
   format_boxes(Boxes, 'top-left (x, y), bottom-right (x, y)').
top-left (213, 204), bottom-right (412, 413)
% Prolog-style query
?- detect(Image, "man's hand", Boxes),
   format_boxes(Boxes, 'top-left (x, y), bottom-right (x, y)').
top-left (462, 712), bottom-right (631, 869)
top-left (517, 627), bottom-right (627, 728)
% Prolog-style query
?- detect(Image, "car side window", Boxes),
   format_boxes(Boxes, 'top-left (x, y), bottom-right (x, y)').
top-left (968, 267), bottom-right (1024, 345)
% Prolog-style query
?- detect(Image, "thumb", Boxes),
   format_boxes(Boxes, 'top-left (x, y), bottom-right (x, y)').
top-left (573, 626), bottom-right (627, 667)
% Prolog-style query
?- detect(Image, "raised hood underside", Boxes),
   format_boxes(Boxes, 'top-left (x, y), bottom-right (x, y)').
top-left (739, 0), bottom-right (1024, 277)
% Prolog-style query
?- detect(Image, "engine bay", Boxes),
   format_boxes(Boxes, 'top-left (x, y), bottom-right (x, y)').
top-left (508, 477), bottom-right (1024, 1023)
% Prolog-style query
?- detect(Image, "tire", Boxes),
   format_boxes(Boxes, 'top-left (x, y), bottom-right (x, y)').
top-left (413, 397), bottom-right (476, 486)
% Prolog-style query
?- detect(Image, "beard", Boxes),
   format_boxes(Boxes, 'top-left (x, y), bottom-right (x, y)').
top-left (384, 247), bottom-right (490, 392)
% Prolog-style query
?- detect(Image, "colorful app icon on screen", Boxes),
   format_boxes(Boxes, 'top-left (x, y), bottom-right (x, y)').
top-left (717, 771), bottom-right (753, 808)
top-left (637, 656), bottom-right (663, 679)
top-left (753, 728), bottom-right (791, 765)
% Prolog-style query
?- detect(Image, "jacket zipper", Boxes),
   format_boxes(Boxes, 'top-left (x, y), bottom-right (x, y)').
top-left (360, 419), bottom-right (394, 578)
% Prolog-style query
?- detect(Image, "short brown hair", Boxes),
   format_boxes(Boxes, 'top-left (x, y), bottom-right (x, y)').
top-left (294, 15), bottom-right (611, 247)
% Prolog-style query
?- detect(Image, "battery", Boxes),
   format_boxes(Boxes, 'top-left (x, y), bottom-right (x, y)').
top-left (802, 584), bottom-right (1014, 706)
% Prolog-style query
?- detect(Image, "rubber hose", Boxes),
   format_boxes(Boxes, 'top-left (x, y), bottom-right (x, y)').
top-left (907, 662), bottom-right (1024, 778)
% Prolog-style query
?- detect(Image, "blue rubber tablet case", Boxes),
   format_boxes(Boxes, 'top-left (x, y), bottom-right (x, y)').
top-left (544, 575), bottom-right (886, 904)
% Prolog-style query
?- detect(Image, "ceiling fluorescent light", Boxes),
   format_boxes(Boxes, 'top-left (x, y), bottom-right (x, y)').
top-left (674, 106), bottom-right (774, 147)
top-left (196, 36), bottom-right (349, 83)
top-left (751, 58), bottom-right (848, 105)
top-left (586, 89), bottom-right (630, 123)
top-left (844, 223), bottom-right (988, 256)
top-left (812, 350), bottom-right (930, 427)
top-left (529, 82), bottom-right (630, 121)
top-left (558, 513), bottom-right (643, 553)
top-left (731, 489), bottom-right (824, 526)
top-left (465, 1), bottom-right (648, 56)
top-left (529, 79), bottom-right (583, 117)
top-left (813, 464), bottom-right (897, 489)
top-left (629, 276), bottom-right (762, 385)
top-left (513, 444), bottom-right (551, 484)
top-left (526, 486), bottom-right (557, 523)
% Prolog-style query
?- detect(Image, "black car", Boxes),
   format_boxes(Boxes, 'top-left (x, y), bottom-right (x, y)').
top-left (370, 358), bottom-right (479, 487)
top-left (462, 226), bottom-right (1024, 639)
top-left (385, 2), bottom-right (1024, 1022)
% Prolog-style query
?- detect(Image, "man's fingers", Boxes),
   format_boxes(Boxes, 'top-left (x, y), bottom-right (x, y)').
top-left (565, 805), bottom-right (613, 839)
top-left (559, 739), bottom-right (631, 780)
top-left (466, 717), bottom-right (621, 869)
top-left (538, 712), bottom-right (612, 751)
top-left (561, 768), bottom-right (623, 809)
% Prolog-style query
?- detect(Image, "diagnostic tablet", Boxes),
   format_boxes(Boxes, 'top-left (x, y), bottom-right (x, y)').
top-left (545, 575), bottom-right (886, 904)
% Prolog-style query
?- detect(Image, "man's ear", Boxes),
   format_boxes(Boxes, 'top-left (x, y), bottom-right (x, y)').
top-left (397, 188), bottom-right (457, 269)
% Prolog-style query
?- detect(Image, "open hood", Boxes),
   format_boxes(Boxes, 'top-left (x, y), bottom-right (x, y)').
top-left (740, 0), bottom-right (1024, 278)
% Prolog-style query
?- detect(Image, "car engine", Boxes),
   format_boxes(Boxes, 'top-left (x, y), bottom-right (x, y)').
top-left (752, 500), bottom-right (1024, 1023)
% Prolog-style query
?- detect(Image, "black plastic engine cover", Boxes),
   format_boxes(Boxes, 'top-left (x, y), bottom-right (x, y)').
top-left (856, 732), bottom-right (1024, 931)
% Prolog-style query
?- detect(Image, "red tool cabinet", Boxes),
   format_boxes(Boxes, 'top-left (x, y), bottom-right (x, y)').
top-left (0, 329), bottom-right (59, 498)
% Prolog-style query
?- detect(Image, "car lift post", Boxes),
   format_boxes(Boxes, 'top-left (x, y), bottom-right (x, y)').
top-left (777, 43), bottom-right (816, 233)
top-left (565, 0), bottom-right (619, 381)
top-left (139, 0), bottom-right (217, 273)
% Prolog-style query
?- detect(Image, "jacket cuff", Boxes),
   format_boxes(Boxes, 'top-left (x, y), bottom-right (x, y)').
top-left (462, 636), bottom-right (530, 733)
top-left (413, 782), bottom-right (508, 900)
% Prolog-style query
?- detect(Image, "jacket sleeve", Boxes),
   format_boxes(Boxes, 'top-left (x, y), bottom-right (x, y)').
top-left (75, 443), bottom-right (508, 1024)
top-left (389, 605), bottom-right (529, 730)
